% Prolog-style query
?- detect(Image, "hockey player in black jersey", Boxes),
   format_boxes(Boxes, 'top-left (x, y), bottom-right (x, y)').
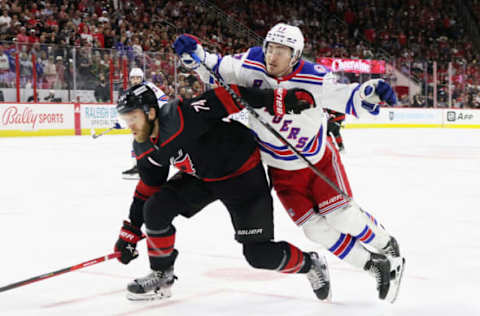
top-left (113, 83), bottom-right (332, 301)
top-left (326, 109), bottom-right (346, 152)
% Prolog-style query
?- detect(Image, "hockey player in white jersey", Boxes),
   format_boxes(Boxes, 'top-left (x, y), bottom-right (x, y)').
top-left (174, 23), bottom-right (405, 303)
top-left (121, 68), bottom-right (169, 180)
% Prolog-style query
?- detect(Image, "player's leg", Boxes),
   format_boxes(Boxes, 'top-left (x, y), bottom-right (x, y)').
top-left (313, 140), bottom-right (394, 253)
top-left (122, 147), bottom-right (139, 180)
top-left (312, 139), bottom-right (404, 301)
top-left (211, 163), bottom-right (331, 300)
top-left (127, 172), bottom-right (215, 300)
top-left (271, 163), bottom-right (389, 299)
top-left (270, 164), bottom-right (368, 266)
top-left (328, 120), bottom-right (344, 152)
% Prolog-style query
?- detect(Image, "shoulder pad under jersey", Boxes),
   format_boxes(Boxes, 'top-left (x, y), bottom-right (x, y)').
top-left (300, 60), bottom-right (330, 77)
top-left (242, 46), bottom-right (267, 74)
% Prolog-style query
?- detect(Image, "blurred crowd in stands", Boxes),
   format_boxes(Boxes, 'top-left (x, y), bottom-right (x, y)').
top-left (0, 0), bottom-right (479, 107)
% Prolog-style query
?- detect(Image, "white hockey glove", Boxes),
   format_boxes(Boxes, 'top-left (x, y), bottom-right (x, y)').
top-left (359, 79), bottom-right (397, 115)
top-left (173, 34), bottom-right (206, 70)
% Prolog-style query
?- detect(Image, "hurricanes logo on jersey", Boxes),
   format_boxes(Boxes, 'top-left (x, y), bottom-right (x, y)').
top-left (171, 150), bottom-right (196, 175)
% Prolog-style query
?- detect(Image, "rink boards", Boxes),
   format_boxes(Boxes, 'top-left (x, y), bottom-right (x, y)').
top-left (0, 104), bottom-right (479, 137)
top-left (0, 103), bottom-right (130, 137)
top-left (344, 107), bottom-right (480, 129)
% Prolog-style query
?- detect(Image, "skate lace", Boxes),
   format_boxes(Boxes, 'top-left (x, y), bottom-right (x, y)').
top-left (369, 265), bottom-right (382, 286)
top-left (138, 272), bottom-right (166, 289)
top-left (307, 262), bottom-right (327, 289)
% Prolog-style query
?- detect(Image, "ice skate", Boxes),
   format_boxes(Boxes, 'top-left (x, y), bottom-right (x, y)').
top-left (306, 252), bottom-right (331, 301)
top-left (385, 255), bottom-right (406, 303)
top-left (381, 236), bottom-right (406, 303)
top-left (382, 236), bottom-right (401, 257)
top-left (126, 267), bottom-right (177, 301)
top-left (122, 165), bottom-right (139, 180)
top-left (364, 253), bottom-right (391, 300)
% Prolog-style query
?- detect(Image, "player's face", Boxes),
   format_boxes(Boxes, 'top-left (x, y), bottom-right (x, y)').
top-left (120, 109), bottom-right (150, 143)
top-left (130, 76), bottom-right (143, 86)
top-left (265, 43), bottom-right (294, 77)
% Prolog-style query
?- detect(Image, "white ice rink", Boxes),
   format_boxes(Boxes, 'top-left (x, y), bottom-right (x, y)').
top-left (1, 128), bottom-right (479, 316)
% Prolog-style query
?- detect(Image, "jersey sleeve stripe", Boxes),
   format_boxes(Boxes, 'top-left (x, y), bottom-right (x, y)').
top-left (345, 84), bottom-right (360, 117)
top-left (294, 74), bottom-right (324, 81)
top-left (244, 59), bottom-right (266, 70)
top-left (242, 64), bottom-right (267, 74)
top-left (289, 78), bottom-right (323, 86)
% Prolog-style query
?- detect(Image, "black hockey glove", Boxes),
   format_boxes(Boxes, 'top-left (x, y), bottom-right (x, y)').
top-left (269, 88), bottom-right (315, 116)
top-left (114, 220), bottom-right (143, 264)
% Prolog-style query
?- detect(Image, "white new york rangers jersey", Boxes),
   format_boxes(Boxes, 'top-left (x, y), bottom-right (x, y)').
top-left (197, 46), bottom-right (373, 170)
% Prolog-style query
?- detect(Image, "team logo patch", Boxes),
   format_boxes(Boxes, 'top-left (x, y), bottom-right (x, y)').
top-left (170, 150), bottom-right (196, 175)
top-left (314, 64), bottom-right (328, 73)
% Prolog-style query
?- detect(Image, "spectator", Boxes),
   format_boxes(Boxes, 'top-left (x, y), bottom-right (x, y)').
top-left (19, 52), bottom-right (32, 86)
top-left (94, 74), bottom-right (110, 102)
top-left (41, 54), bottom-right (55, 88)
top-left (0, 46), bottom-right (11, 88)
top-left (16, 26), bottom-right (29, 43)
top-left (0, 9), bottom-right (11, 33)
top-left (54, 55), bottom-right (65, 89)
top-left (43, 89), bottom-right (61, 102)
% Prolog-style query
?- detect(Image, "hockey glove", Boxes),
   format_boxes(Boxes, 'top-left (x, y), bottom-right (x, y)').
top-left (270, 88), bottom-right (315, 116)
top-left (115, 220), bottom-right (142, 264)
top-left (360, 79), bottom-right (397, 115)
top-left (173, 34), bottom-right (206, 70)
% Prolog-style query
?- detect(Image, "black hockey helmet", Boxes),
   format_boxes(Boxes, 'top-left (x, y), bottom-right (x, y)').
top-left (117, 83), bottom-right (159, 115)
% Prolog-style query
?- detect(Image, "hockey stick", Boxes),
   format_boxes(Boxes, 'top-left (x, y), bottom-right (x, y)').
top-left (91, 122), bottom-right (123, 139)
top-left (190, 53), bottom-right (352, 201)
top-left (0, 252), bottom-right (120, 293)
top-left (91, 126), bottom-right (116, 139)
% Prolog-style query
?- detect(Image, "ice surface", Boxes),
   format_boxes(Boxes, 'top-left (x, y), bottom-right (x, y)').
top-left (1, 128), bottom-right (479, 315)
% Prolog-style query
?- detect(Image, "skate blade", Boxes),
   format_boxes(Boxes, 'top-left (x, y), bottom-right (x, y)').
top-left (126, 288), bottom-right (172, 301)
top-left (325, 286), bottom-right (333, 303)
top-left (318, 254), bottom-right (333, 303)
top-left (386, 257), bottom-right (406, 304)
top-left (122, 174), bottom-right (140, 180)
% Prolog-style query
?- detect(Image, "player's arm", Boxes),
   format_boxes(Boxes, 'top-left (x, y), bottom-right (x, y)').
top-left (181, 85), bottom-right (315, 119)
top-left (114, 154), bottom-right (169, 265)
top-left (128, 161), bottom-right (169, 228)
top-left (173, 34), bottom-right (245, 85)
top-left (321, 79), bottom-right (397, 117)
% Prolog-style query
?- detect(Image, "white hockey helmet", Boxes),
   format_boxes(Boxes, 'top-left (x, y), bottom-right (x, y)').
top-left (129, 67), bottom-right (144, 79)
top-left (263, 23), bottom-right (304, 67)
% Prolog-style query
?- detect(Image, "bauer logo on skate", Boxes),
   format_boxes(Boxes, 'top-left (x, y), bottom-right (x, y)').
top-left (237, 228), bottom-right (263, 235)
